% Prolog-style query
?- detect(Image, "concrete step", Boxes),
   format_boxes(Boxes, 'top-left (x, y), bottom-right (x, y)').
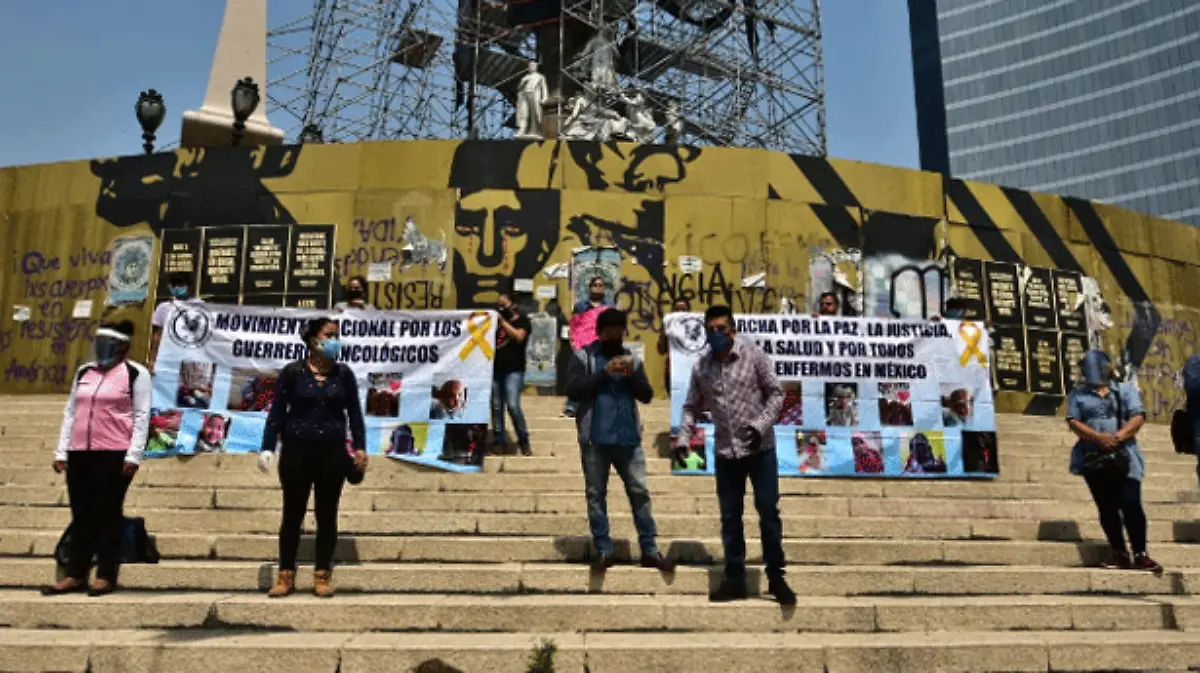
top-left (1, 627), bottom-right (1199, 673)
top-left (3, 558), bottom-right (1197, 596)
top-left (8, 489), bottom-right (1200, 525)
top-left (7, 589), bottom-right (1200, 634)
top-left (3, 525), bottom-right (1198, 568)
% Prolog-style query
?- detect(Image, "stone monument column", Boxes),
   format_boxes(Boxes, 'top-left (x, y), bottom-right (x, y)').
top-left (181, 0), bottom-right (286, 147)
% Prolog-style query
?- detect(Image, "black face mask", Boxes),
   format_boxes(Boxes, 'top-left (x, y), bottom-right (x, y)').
top-left (599, 339), bottom-right (624, 356)
top-left (346, 289), bottom-right (364, 301)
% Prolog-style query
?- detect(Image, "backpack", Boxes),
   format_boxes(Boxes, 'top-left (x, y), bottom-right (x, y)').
top-left (54, 516), bottom-right (160, 567)
top-left (75, 361), bottom-right (140, 402)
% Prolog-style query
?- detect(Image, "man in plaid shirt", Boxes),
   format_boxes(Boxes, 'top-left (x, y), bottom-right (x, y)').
top-left (675, 305), bottom-right (796, 604)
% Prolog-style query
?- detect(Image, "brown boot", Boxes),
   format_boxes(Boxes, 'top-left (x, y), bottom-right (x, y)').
top-left (313, 570), bottom-right (334, 598)
top-left (267, 569), bottom-right (295, 598)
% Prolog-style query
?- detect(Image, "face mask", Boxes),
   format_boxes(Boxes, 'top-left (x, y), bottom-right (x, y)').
top-left (318, 338), bottom-right (342, 361)
top-left (706, 330), bottom-right (733, 353)
top-left (170, 286), bottom-right (189, 299)
top-left (600, 339), bottom-right (624, 356)
top-left (94, 339), bottom-right (123, 368)
top-left (346, 289), bottom-right (364, 301)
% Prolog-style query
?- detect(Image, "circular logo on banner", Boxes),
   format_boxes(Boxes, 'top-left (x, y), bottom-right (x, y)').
top-left (675, 315), bottom-right (708, 354)
top-left (168, 305), bottom-right (213, 349)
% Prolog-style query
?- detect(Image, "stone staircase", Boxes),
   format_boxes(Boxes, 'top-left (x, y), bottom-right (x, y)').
top-left (2, 395), bottom-right (1200, 672)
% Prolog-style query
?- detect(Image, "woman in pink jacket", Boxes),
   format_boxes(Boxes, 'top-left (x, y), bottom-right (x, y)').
top-left (44, 321), bottom-right (151, 597)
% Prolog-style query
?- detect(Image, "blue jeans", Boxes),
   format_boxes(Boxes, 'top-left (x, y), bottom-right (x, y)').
top-left (715, 449), bottom-right (786, 580)
top-left (491, 372), bottom-right (529, 447)
top-left (581, 443), bottom-right (658, 557)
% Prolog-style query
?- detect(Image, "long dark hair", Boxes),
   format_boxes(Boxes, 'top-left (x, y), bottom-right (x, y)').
top-left (302, 317), bottom-right (336, 349)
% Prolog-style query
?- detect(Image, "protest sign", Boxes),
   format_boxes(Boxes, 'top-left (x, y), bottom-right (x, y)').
top-left (150, 303), bottom-right (496, 473)
top-left (665, 313), bottom-right (998, 478)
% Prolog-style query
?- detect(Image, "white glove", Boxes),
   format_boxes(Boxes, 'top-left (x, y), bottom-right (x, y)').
top-left (257, 451), bottom-right (275, 473)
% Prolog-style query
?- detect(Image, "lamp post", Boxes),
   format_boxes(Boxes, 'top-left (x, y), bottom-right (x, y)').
top-left (135, 90), bottom-right (166, 155)
top-left (298, 123), bottom-right (324, 144)
top-left (230, 77), bottom-right (261, 146)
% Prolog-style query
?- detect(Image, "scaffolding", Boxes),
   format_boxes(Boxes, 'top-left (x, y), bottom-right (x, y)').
top-left (267, 0), bottom-right (825, 154)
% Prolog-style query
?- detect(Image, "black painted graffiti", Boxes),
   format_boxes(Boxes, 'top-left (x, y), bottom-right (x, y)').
top-left (90, 146), bottom-right (300, 236)
top-left (614, 262), bottom-right (801, 331)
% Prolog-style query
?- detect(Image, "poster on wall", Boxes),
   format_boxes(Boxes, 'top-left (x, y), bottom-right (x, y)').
top-left (571, 247), bottom-right (620, 309)
top-left (149, 303), bottom-right (497, 473)
top-left (106, 235), bottom-right (154, 306)
top-left (990, 325), bottom-right (1029, 392)
top-left (155, 225), bottom-right (336, 308)
top-left (664, 313), bottom-right (998, 479)
top-left (524, 312), bottom-right (558, 387)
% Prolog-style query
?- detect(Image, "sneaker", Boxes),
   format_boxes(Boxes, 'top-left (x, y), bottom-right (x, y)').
top-left (767, 577), bottom-right (797, 606)
top-left (1132, 553), bottom-right (1163, 574)
top-left (1100, 551), bottom-right (1131, 570)
top-left (590, 553), bottom-right (614, 573)
top-left (708, 578), bottom-right (747, 602)
top-left (640, 553), bottom-right (676, 573)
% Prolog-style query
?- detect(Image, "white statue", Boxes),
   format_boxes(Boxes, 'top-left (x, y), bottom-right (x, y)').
top-left (583, 26), bottom-right (619, 92)
top-left (515, 61), bottom-right (548, 138)
top-left (621, 91), bottom-right (656, 143)
top-left (562, 95), bottom-right (598, 140)
top-left (664, 102), bottom-right (683, 144)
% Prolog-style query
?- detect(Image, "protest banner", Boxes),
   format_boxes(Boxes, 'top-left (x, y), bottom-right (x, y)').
top-left (149, 303), bottom-right (496, 473)
top-left (665, 313), bottom-right (998, 478)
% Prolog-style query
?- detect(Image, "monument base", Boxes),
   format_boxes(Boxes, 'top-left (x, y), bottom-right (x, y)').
top-left (181, 107), bottom-right (286, 148)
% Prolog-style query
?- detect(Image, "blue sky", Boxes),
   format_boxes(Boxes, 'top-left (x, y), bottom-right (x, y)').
top-left (0, 0), bottom-right (919, 170)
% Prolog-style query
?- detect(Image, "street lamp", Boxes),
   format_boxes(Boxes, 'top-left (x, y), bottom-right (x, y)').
top-left (298, 124), bottom-right (324, 144)
top-left (230, 77), bottom-right (261, 147)
top-left (135, 89), bottom-right (166, 155)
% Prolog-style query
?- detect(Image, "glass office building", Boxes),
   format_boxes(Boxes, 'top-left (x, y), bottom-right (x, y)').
top-left (909, 0), bottom-right (1200, 225)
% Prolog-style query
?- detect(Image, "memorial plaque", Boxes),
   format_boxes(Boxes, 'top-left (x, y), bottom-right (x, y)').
top-left (1052, 269), bottom-right (1087, 333)
top-left (156, 229), bottom-right (202, 299)
top-left (198, 227), bottom-right (246, 299)
top-left (1060, 332), bottom-right (1089, 392)
top-left (990, 325), bottom-right (1028, 392)
top-left (286, 295), bottom-right (329, 309)
top-left (287, 226), bottom-right (334, 301)
top-left (240, 294), bottom-right (286, 307)
top-left (1022, 267), bottom-right (1056, 329)
top-left (984, 261), bottom-right (1023, 326)
top-left (1026, 328), bottom-right (1063, 396)
top-left (243, 226), bottom-right (290, 297)
top-left (949, 257), bottom-right (987, 320)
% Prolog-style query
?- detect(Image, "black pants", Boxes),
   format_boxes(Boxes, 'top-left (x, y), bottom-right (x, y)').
top-left (715, 449), bottom-right (786, 581)
top-left (1084, 474), bottom-right (1147, 555)
top-left (278, 441), bottom-right (346, 572)
top-left (65, 452), bottom-right (133, 582)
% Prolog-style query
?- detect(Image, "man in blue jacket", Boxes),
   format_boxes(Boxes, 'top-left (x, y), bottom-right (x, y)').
top-left (565, 308), bottom-right (674, 573)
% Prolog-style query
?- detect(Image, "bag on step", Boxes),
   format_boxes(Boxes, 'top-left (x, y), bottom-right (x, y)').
top-left (1171, 409), bottom-right (1194, 455)
top-left (53, 516), bottom-right (161, 567)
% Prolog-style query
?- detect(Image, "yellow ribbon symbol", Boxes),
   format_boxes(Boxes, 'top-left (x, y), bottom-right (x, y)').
top-left (460, 311), bottom-right (495, 362)
top-left (958, 322), bottom-right (987, 367)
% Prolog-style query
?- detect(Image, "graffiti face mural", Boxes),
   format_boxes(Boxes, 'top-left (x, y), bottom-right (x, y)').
top-left (448, 141), bottom-right (561, 307)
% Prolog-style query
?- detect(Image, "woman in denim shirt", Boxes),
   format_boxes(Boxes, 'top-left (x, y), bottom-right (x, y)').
top-left (1066, 350), bottom-right (1160, 572)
